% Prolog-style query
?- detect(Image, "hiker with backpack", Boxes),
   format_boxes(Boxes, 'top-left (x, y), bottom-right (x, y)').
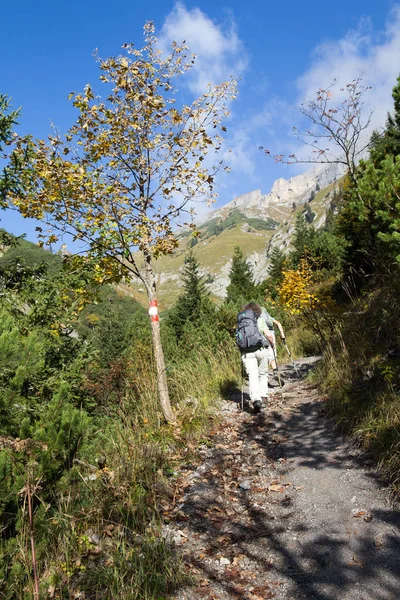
top-left (236, 302), bottom-right (274, 413)
top-left (261, 306), bottom-right (286, 386)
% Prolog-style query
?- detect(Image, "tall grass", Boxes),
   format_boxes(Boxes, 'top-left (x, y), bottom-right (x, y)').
top-left (313, 276), bottom-right (400, 494)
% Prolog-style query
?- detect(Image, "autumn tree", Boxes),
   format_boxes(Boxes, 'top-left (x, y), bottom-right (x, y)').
top-left (262, 77), bottom-right (373, 204)
top-left (292, 78), bottom-right (372, 191)
top-left (278, 259), bottom-right (318, 315)
top-left (8, 23), bottom-right (237, 423)
top-left (278, 259), bottom-right (337, 345)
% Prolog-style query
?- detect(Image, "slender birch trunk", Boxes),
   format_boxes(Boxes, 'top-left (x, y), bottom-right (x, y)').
top-left (143, 250), bottom-right (176, 424)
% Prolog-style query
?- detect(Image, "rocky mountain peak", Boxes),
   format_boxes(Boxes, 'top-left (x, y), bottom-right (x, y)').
top-left (215, 162), bottom-right (345, 220)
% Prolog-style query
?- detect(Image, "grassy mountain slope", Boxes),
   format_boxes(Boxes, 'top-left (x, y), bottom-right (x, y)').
top-left (0, 231), bottom-right (62, 274)
top-left (129, 179), bottom-right (341, 310)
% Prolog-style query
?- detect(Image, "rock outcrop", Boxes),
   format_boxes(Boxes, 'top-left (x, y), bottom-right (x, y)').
top-left (210, 162), bottom-right (345, 221)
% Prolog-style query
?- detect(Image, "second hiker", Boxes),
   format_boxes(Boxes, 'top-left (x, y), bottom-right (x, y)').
top-left (261, 306), bottom-right (286, 386)
top-left (236, 302), bottom-right (274, 413)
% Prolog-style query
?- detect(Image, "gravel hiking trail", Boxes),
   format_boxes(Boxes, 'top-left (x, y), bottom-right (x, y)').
top-left (166, 357), bottom-right (400, 600)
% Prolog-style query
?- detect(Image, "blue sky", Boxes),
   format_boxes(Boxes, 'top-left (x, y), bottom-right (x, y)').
top-left (2, 0), bottom-right (399, 243)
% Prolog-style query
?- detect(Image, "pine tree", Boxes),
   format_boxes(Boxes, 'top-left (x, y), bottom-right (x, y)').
top-left (304, 202), bottom-right (315, 224)
top-left (167, 250), bottom-right (210, 339)
top-left (269, 247), bottom-right (286, 283)
top-left (180, 250), bottom-right (209, 319)
top-left (371, 74), bottom-right (400, 161)
top-left (225, 246), bottom-right (254, 305)
top-left (1, 95), bottom-right (21, 245)
top-left (291, 214), bottom-right (313, 266)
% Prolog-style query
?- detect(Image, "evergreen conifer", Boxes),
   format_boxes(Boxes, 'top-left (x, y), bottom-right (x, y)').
top-left (371, 74), bottom-right (400, 161)
top-left (226, 246), bottom-right (254, 305)
top-left (291, 214), bottom-right (312, 265)
top-left (269, 247), bottom-right (286, 283)
top-left (167, 250), bottom-right (211, 338)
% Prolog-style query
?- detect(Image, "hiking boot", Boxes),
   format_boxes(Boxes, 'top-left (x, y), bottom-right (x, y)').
top-left (271, 369), bottom-right (285, 386)
top-left (253, 400), bottom-right (262, 414)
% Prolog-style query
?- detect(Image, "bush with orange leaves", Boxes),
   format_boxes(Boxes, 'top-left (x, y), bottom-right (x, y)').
top-left (278, 259), bottom-right (341, 347)
top-left (278, 259), bottom-right (320, 315)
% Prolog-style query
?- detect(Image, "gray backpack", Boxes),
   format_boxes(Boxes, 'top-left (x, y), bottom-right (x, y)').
top-left (236, 309), bottom-right (269, 352)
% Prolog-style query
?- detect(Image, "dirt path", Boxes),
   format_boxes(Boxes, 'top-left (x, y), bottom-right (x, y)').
top-left (167, 357), bottom-right (400, 600)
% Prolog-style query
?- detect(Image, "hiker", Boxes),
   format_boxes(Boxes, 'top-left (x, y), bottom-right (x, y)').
top-left (261, 306), bottom-right (286, 385)
top-left (237, 302), bottom-right (274, 413)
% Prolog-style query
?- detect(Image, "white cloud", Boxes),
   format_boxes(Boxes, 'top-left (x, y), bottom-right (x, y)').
top-left (294, 6), bottom-right (400, 160)
top-left (157, 3), bottom-right (253, 217)
top-left (159, 2), bottom-right (247, 95)
top-left (222, 6), bottom-right (400, 194)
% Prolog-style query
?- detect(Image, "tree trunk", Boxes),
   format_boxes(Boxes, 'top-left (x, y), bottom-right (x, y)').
top-left (142, 250), bottom-right (176, 424)
top-left (149, 315), bottom-right (176, 423)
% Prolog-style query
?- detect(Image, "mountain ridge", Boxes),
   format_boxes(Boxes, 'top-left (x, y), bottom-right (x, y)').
top-left (129, 163), bottom-right (345, 309)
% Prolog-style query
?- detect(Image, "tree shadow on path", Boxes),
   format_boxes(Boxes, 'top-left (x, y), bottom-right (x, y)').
top-left (174, 357), bottom-right (400, 599)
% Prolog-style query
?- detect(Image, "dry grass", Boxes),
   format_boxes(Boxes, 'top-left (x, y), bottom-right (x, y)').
top-left (313, 277), bottom-right (400, 493)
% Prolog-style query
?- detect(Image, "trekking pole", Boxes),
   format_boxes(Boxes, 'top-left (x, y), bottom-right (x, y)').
top-left (283, 339), bottom-right (301, 379)
top-left (241, 360), bottom-right (244, 411)
top-left (271, 345), bottom-right (284, 401)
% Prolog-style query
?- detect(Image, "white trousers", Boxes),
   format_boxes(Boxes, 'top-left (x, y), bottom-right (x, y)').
top-left (241, 347), bottom-right (269, 403)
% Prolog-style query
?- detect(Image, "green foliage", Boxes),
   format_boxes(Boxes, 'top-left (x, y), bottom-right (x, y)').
top-left (290, 214), bottom-right (347, 273)
top-left (313, 274), bottom-right (400, 490)
top-left (225, 245), bottom-right (255, 306)
top-left (166, 250), bottom-right (213, 341)
top-left (0, 233), bottom-right (62, 276)
top-left (268, 247), bottom-right (286, 284)
top-left (79, 286), bottom-right (148, 366)
top-left (370, 75), bottom-right (400, 162)
top-left (0, 95), bottom-right (20, 148)
top-left (337, 74), bottom-right (400, 273)
top-left (0, 451), bottom-right (12, 518)
top-left (325, 185), bottom-right (344, 232)
top-left (0, 223), bottom-right (241, 598)
top-left (285, 324), bottom-right (320, 358)
top-left (0, 307), bottom-right (46, 435)
top-left (338, 156), bottom-right (400, 269)
top-left (291, 214), bottom-right (310, 266)
top-left (0, 95), bottom-right (21, 208)
top-left (304, 202), bottom-right (315, 223)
